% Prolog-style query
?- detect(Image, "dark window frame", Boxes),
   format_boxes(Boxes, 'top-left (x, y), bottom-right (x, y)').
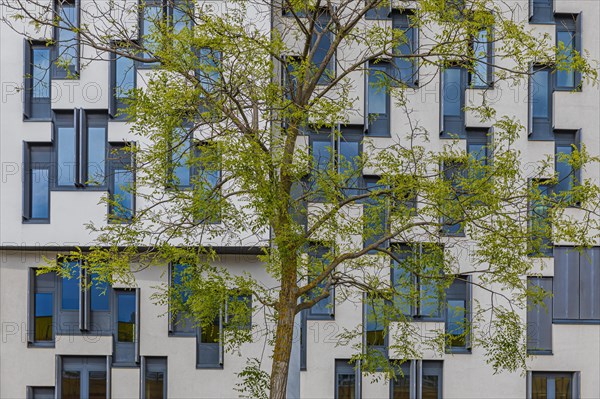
top-left (526, 277), bottom-right (553, 355)
top-left (364, 0), bottom-right (391, 20)
top-left (311, 9), bottom-right (336, 85)
top-left (528, 64), bottom-right (553, 141)
top-left (108, 142), bottom-right (136, 223)
top-left (527, 371), bottom-right (580, 399)
top-left (554, 130), bottom-right (580, 204)
top-left (334, 359), bottom-right (361, 399)
top-left (440, 66), bottom-right (467, 138)
top-left (306, 245), bottom-right (335, 320)
top-left (56, 356), bottom-right (111, 399)
top-left (23, 40), bottom-right (52, 121)
top-left (390, 360), bottom-right (443, 399)
top-left (26, 386), bottom-right (55, 399)
top-left (52, 0), bottom-right (80, 79)
top-left (392, 11), bottom-right (419, 87)
top-left (23, 142), bottom-right (53, 223)
top-left (141, 356), bottom-right (168, 399)
top-left (362, 175), bottom-right (389, 251)
top-left (445, 275), bottom-right (471, 353)
top-left (468, 26), bottom-right (494, 88)
top-left (109, 41), bottom-right (138, 120)
top-left (529, 0), bottom-right (554, 24)
top-left (528, 179), bottom-right (553, 257)
top-left (112, 288), bottom-right (140, 367)
top-left (365, 61), bottom-right (391, 137)
top-left (554, 14), bottom-right (582, 91)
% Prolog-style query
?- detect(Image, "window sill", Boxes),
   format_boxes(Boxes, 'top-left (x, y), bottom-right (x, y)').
top-left (445, 348), bottom-right (471, 354)
top-left (553, 319), bottom-right (600, 325)
top-left (23, 117), bottom-right (52, 122)
top-left (112, 362), bottom-right (139, 368)
top-left (28, 342), bottom-right (55, 348)
top-left (554, 87), bottom-right (582, 93)
top-left (527, 350), bottom-right (553, 356)
top-left (22, 218), bottom-right (50, 224)
top-left (196, 364), bottom-right (224, 370)
top-left (306, 314), bottom-right (335, 321)
top-left (168, 332), bottom-right (197, 337)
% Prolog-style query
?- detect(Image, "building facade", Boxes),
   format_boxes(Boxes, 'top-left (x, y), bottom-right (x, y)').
top-left (0, 0), bottom-right (599, 398)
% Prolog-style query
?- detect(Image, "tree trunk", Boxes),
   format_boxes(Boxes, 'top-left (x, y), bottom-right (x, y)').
top-left (269, 265), bottom-right (298, 399)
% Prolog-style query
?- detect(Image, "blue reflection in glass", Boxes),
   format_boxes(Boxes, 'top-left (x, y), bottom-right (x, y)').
top-left (113, 169), bottom-right (133, 220)
top-left (172, 263), bottom-right (190, 302)
top-left (35, 292), bottom-right (53, 341)
top-left (555, 145), bottom-right (573, 195)
top-left (532, 70), bottom-right (549, 118)
top-left (472, 29), bottom-right (489, 87)
top-left (312, 141), bottom-right (332, 173)
top-left (116, 55), bottom-right (135, 99)
top-left (556, 31), bottom-right (575, 88)
top-left (395, 27), bottom-right (414, 83)
top-left (447, 299), bottom-right (466, 335)
top-left (392, 257), bottom-right (412, 316)
top-left (311, 13), bottom-right (333, 81)
top-left (57, 127), bottom-right (76, 186)
top-left (61, 262), bottom-right (80, 311)
top-left (31, 168), bottom-right (49, 219)
top-left (198, 48), bottom-right (220, 95)
top-left (443, 68), bottom-right (462, 116)
top-left (87, 127), bottom-right (106, 185)
top-left (32, 48), bottom-right (50, 98)
top-left (117, 291), bottom-right (136, 342)
top-left (339, 141), bottom-right (360, 192)
top-left (172, 129), bottom-right (191, 186)
top-left (90, 273), bottom-right (110, 311)
top-left (57, 1), bottom-right (78, 69)
top-left (368, 64), bottom-right (387, 115)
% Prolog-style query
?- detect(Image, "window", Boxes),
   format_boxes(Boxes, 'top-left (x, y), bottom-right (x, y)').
top-left (467, 131), bottom-right (489, 180)
top-left (445, 275), bottom-right (470, 352)
top-left (53, 0), bottom-right (80, 78)
top-left (441, 160), bottom-right (466, 236)
top-left (391, 244), bottom-right (443, 320)
top-left (307, 245), bottom-right (334, 319)
top-left (226, 293), bottom-right (253, 330)
top-left (57, 356), bottom-right (109, 399)
top-left (113, 289), bottom-right (140, 365)
top-left (168, 126), bottom-right (193, 188)
top-left (28, 269), bottom-right (56, 346)
top-left (191, 142), bottom-right (222, 223)
top-left (392, 12), bottom-right (418, 86)
top-left (365, 62), bottom-right (390, 136)
top-left (196, 47), bottom-right (221, 100)
top-left (23, 144), bottom-right (52, 222)
top-left (53, 110), bottom-right (108, 188)
top-left (310, 130), bottom-right (362, 200)
top-left (169, 263), bottom-right (196, 335)
top-left (553, 247), bottom-right (600, 322)
top-left (109, 44), bottom-right (136, 119)
top-left (108, 143), bottom-right (135, 222)
top-left (529, 181), bottom-right (552, 257)
top-left (529, 0), bottom-right (554, 24)
top-left (554, 132), bottom-right (579, 201)
top-left (469, 27), bottom-right (493, 88)
top-left (526, 277), bottom-right (553, 354)
top-left (362, 176), bottom-right (388, 250)
top-left (528, 372), bottom-right (579, 399)
top-left (391, 360), bottom-right (443, 399)
top-left (197, 313), bottom-right (223, 368)
top-left (300, 310), bottom-right (307, 371)
top-left (555, 15), bottom-right (581, 90)
top-left (363, 293), bottom-right (387, 357)
top-left (141, 357), bottom-right (167, 399)
top-left (440, 67), bottom-right (466, 138)
top-left (528, 65), bottom-right (552, 140)
top-left (365, 0), bottom-right (390, 19)
top-left (139, 0), bottom-right (163, 67)
top-left (26, 387), bottom-right (55, 399)
top-left (311, 10), bottom-right (335, 85)
top-left (335, 360), bottom-right (359, 399)
top-left (23, 40), bottom-right (52, 120)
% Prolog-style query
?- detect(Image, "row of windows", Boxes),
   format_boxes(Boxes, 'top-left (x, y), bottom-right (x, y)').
top-left (527, 247), bottom-right (600, 354)
top-left (26, 355), bottom-right (167, 399)
top-left (29, 263), bottom-right (251, 369)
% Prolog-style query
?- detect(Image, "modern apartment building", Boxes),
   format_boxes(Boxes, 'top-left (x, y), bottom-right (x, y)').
top-left (0, 0), bottom-right (599, 398)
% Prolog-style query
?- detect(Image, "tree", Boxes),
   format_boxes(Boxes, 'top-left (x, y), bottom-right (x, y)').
top-left (3, 0), bottom-right (599, 397)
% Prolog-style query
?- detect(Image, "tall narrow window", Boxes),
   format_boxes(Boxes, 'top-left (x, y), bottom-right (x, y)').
top-left (85, 113), bottom-right (108, 186)
top-left (527, 277), bottom-right (553, 354)
top-left (421, 361), bottom-right (443, 399)
top-left (391, 361), bottom-right (443, 399)
top-left (441, 160), bottom-right (466, 236)
top-left (54, 111), bottom-right (77, 187)
top-left (335, 360), bottom-right (358, 399)
top-left (366, 62), bottom-right (390, 136)
top-left (392, 12), bottom-right (418, 86)
top-left (191, 142), bottom-right (221, 223)
top-left (226, 293), bottom-right (252, 330)
top-left (554, 132), bottom-right (578, 201)
top-left (390, 362), bottom-right (411, 399)
top-left (29, 269), bottom-right (56, 346)
top-left (445, 275), bottom-right (470, 352)
top-left (196, 47), bottom-right (221, 102)
top-left (109, 44), bottom-right (136, 119)
top-left (108, 143), bottom-right (135, 222)
top-left (467, 131), bottom-right (489, 180)
top-left (23, 41), bottom-right (52, 120)
top-left (365, 0), bottom-right (390, 19)
top-left (529, 181), bottom-right (552, 257)
top-left (529, 0), bottom-right (554, 24)
top-left (311, 10), bottom-right (335, 85)
top-left (171, 0), bottom-right (193, 33)
top-left (53, 0), bottom-right (79, 78)
top-left (139, 0), bottom-right (164, 67)
top-left (23, 144), bottom-right (52, 222)
top-left (307, 245), bottom-right (334, 319)
top-left (364, 293), bottom-right (387, 356)
top-left (440, 67), bottom-right (466, 137)
top-left (169, 263), bottom-right (196, 335)
top-left (529, 65), bottom-right (552, 140)
top-left (470, 28), bottom-right (493, 88)
top-left (169, 127), bottom-right (192, 187)
top-left (113, 289), bottom-right (139, 365)
top-left (197, 314), bottom-right (223, 368)
top-left (59, 357), bottom-right (108, 399)
top-left (363, 176), bottom-right (387, 250)
top-left (142, 357), bottom-right (167, 399)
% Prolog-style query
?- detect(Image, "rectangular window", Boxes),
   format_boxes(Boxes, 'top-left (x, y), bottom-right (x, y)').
top-left (528, 65), bottom-right (553, 140)
top-left (139, 0), bottom-right (163, 67)
top-left (53, 0), bottom-right (80, 78)
top-left (391, 244), bottom-right (443, 320)
top-left (392, 12), bottom-right (418, 86)
top-left (58, 357), bottom-right (108, 399)
top-left (470, 28), bottom-right (493, 88)
top-left (391, 360), bottom-right (443, 399)
top-left (440, 67), bottom-right (466, 137)
top-left (555, 15), bottom-right (581, 90)
top-left (226, 293), bottom-right (253, 330)
top-left (445, 275), bottom-right (470, 352)
top-left (113, 289), bottom-right (139, 365)
top-left (196, 47), bottom-right (221, 99)
top-left (141, 357), bottom-right (167, 399)
top-left (169, 263), bottom-right (196, 335)
top-left (191, 143), bottom-right (222, 223)
top-left (529, 0), bottom-right (554, 24)
top-left (311, 10), bottom-right (335, 85)
top-left (61, 261), bottom-right (80, 311)
top-left (168, 126), bottom-right (192, 187)
top-left (553, 247), bottom-right (600, 322)
top-left (170, 0), bottom-right (193, 33)
top-left (467, 131), bottom-right (489, 180)
top-left (23, 144), bottom-right (52, 222)
top-left (529, 181), bottom-right (553, 257)
top-left (554, 132), bottom-right (578, 201)
top-left (23, 40), bottom-right (52, 120)
top-left (108, 143), bottom-right (135, 222)
top-left (335, 360), bottom-right (358, 399)
top-left (364, 293), bottom-right (387, 356)
top-left (365, 62), bottom-right (390, 136)
top-left (307, 245), bottom-right (334, 319)
top-left (197, 314), bottom-right (223, 368)
top-left (527, 277), bottom-right (553, 354)
top-left (441, 160), bottom-right (466, 236)
top-left (109, 44), bottom-right (136, 119)
top-left (362, 176), bottom-right (387, 251)
top-left (529, 372), bottom-right (579, 399)
top-left (28, 269), bottom-right (56, 346)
